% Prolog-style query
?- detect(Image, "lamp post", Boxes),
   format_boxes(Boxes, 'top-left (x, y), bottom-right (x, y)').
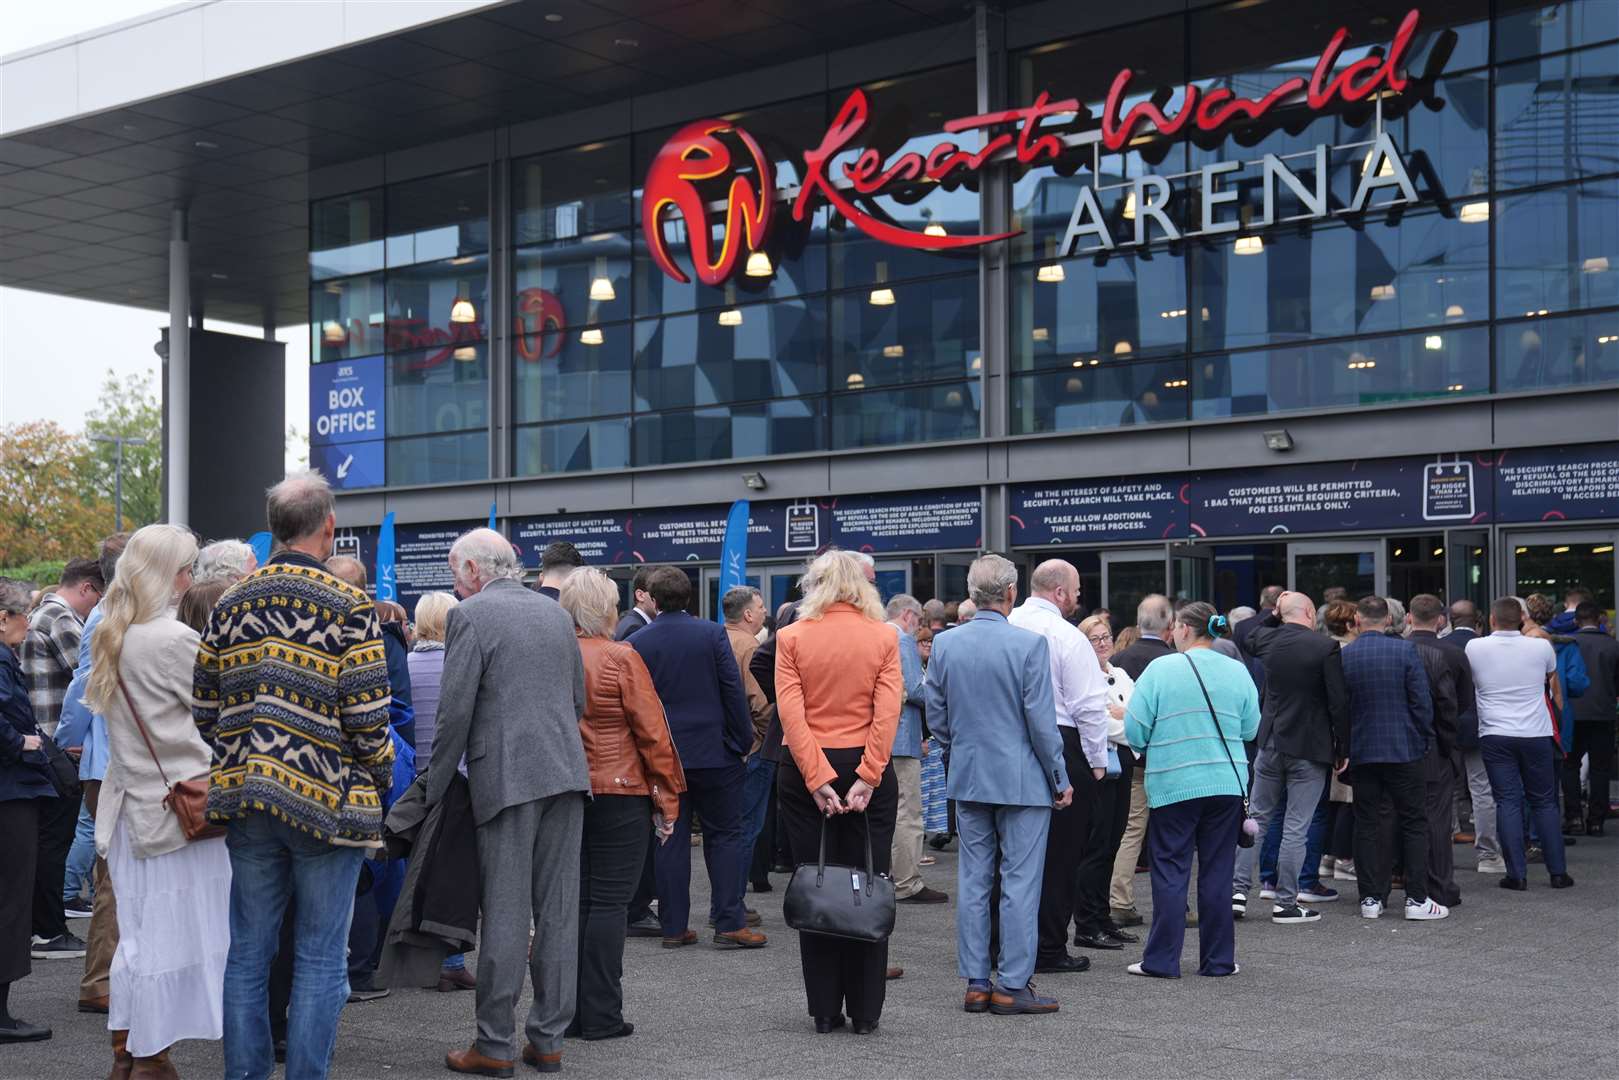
top-left (92, 435), bottom-right (148, 532)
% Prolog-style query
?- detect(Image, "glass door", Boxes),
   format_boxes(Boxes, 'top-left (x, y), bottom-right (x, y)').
top-left (1170, 545), bottom-right (1213, 607)
top-left (1288, 540), bottom-right (1383, 602)
top-left (702, 568), bottom-right (761, 621)
top-left (1101, 549), bottom-right (1168, 629)
top-left (1506, 529), bottom-right (1619, 621)
top-left (1447, 529), bottom-right (1489, 612)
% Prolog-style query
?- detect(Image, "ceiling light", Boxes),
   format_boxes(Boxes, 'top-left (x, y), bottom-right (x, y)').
top-left (1065, 376), bottom-right (1083, 393)
top-left (448, 255), bottom-right (478, 266)
top-left (923, 222), bottom-right (947, 237)
top-left (945, 390), bottom-right (963, 406)
top-left (1071, 358), bottom-right (1086, 368)
top-left (718, 308), bottom-right (742, 326)
top-left (1448, 383), bottom-right (1465, 391)
top-left (589, 276), bottom-right (616, 302)
top-left (450, 296), bottom-right (477, 323)
top-left (1597, 335), bottom-right (1616, 345)
top-left (1233, 235), bottom-right (1263, 255)
top-left (1200, 306), bottom-right (1210, 321)
top-left (1163, 378), bottom-right (1188, 389)
top-left (453, 346), bottom-right (477, 362)
top-left (882, 344), bottom-right (905, 358)
top-left (1515, 547), bottom-right (1527, 555)
top-left (1582, 256), bottom-right (1609, 273)
top-left (1262, 429), bottom-right (1293, 451)
top-left (970, 355), bottom-right (982, 371)
top-left (1089, 358), bottom-right (1100, 366)
top-left (1425, 334), bottom-right (1443, 350)
top-left (1370, 284), bottom-right (1396, 301)
top-left (613, 37), bottom-right (639, 46)
top-left (1347, 358), bottom-right (1378, 370)
top-left (580, 327), bottom-right (603, 346)
top-left (321, 320), bottom-right (345, 344)
top-left (194, 140), bottom-right (218, 150)
top-left (745, 251), bottom-right (773, 277)
top-left (846, 372), bottom-right (866, 388)
top-left (1394, 547), bottom-right (1404, 557)
top-left (1032, 327), bottom-right (1049, 342)
top-left (1553, 546), bottom-right (1570, 554)
top-left (1459, 201), bottom-right (1489, 223)
top-left (1593, 545), bottom-right (1614, 554)
top-left (741, 471), bottom-right (766, 490)
top-left (868, 287), bottom-right (895, 306)
top-left (544, 12), bottom-right (563, 21)
top-left (1036, 263), bottom-right (1065, 283)
top-left (1432, 547), bottom-right (1444, 557)
top-left (1445, 304), bottom-right (1465, 318)
top-left (1113, 340), bottom-right (1133, 355)
top-left (1122, 190), bottom-right (1136, 220)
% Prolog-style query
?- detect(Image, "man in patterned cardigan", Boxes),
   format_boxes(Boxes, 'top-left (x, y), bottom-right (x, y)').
top-left (194, 469), bottom-right (394, 1080)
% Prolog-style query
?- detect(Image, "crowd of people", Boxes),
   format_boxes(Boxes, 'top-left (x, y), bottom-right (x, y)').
top-left (0, 468), bottom-right (1614, 1076)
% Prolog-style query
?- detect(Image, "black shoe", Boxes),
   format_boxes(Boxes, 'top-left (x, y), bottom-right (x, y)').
top-left (1550, 873), bottom-right (1575, 889)
top-left (1499, 876), bottom-right (1528, 891)
top-left (1034, 952), bottom-right (1091, 974)
top-left (751, 880), bottom-right (773, 893)
top-left (927, 834), bottom-right (954, 851)
top-left (29, 932), bottom-right (87, 960)
top-left (1561, 835), bottom-right (1578, 846)
top-left (1101, 924), bottom-right (1140, 945)
top-left (852, 1019), bottom-right (879, 1035)
top-left (1072, 931), bottom-right (1124, 951)
top-left (0, 1018), bottom-right (51, 1043)
top-left (771, 862), bottom-right (795, 874)
top-left (347, 980), bottom-right (389, 1003)
top-left (814, 1015), bottom-right (846, 1034)
top-left (625, 914), bottom-right (663, 938)
top-left (1587, 818), bottom-right (1605, 837)
top-left (581, 1022), bottom-right (634, 1041)
top-left (274, 1039), bottom-right (287, 1063)
top-left (897, 885), bottom-right (949, 904)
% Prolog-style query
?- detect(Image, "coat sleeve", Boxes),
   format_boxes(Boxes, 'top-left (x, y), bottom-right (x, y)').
top-left (1124, 666), bottom-right (1155, 755)
top-left (1021, 636), bottom-right (1068, 796)
top-left (713, 628), bottom-right (753, 759)
top-left (924, 637), bottom-right (950, 757)
top-left (1323, 644), bottom-right (1350, 760)
top-left (776, 631), bottom-right (834, 791)
top-left (858, 632), bottom-right (903, 788)
top-left (1404, 647), bottom-right (1434, 745)
top-left (619, 649), bottom-right (686, 822)
top-left (426, 609), bottom-right (480, 806)
top-left (1430, 651), bottom-right (1458, 758)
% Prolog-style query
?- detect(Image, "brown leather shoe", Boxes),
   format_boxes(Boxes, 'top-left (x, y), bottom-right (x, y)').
top-left (81, 995), bottom-right (110, 1015)
top-left (963, 987), bottom-right (991, 1013)
top-left (521, 1044), bottom-right (562, 1074)
top-left (436, 967), bottom-right (477, 992)
top-left (886, 966), bottom-right (904, 980)
top-left (445, 1045), bottom-right (515, 1077)
top-left (109, 1029), bottom-right (133, 1080)
top-left (712, 927), bottom-right (767, 949)
top-left (1453, 831), bottom-right (1475, 844)
top-left (129, 1050), bottom-right (180, 1080)
top-left (661, 930), bottom-right (698, 949)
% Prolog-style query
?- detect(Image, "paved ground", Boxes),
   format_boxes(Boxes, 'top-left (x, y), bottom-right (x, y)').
top-left (6, 834), bottom-right (1617, 1080)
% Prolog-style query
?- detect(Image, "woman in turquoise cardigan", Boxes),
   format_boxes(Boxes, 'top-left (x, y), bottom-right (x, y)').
top-left (1124, 601), bottom-right (1259, 979)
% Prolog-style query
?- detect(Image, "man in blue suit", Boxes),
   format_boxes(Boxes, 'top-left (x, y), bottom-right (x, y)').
top-left (927, 554), bottom-right (1072, 1016)
top-left (630, 567), bottom-right (766, 950)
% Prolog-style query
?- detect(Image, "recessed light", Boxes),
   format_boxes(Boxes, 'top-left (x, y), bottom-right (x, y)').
top-left (544, 12), bottom-right (564, 21)
top-left (194, 140), bottom-right (219, 150)
top-left (210, 272), bottom-right (228, 280)
top-left (121, 123), bottom-right (139, 134)
top-left (613, 37), bottom-right (639, 47)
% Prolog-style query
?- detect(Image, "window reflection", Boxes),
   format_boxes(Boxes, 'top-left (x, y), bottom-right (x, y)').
top-left (386, 168), bottom-right (489, 266)
top-left (1495, 45), bottom-right (1619, 190)
top-left (635, 398), bottom-right (826, 465)
top-left (386, 431), bottom-right (487, 485)
top-left (1011, 257), bottom-right (1185, 372)
top-left (515, 418), bottom-right (631, 475)
top-left (1496, 177), bottom-right (1619, 316)
top-left (311, 274), bottom-right (385, 363)
top-left (388, 343), bottom-right (489, 439)
top-left (513, 140), bottom-right (632, 246)
top-left (515, 237), bottom-right (631, 328)
top-left (1011, 361), bottom-right (1189, 435)
top-left (514, 327), bottom-right (631, 425)
top-left (831, 382), bottom-right (979, 449)
top-left (384, 255), bottom-right (489, 352)
top-left (1496, 0), bottom-right (1619, 64)
top-left (832, 274), bottom-right (978, 387)
top-left (310, 189), bottom-right (383, 281)
top-left (633, 300), bottom-right (826, 410)
top-left (1497, 311), bottom-right (1619, 391)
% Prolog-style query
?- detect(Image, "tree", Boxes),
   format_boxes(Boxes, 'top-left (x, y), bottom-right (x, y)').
top-left (83, 371), bottom-right (163, 531)
top-left (0, 421), bottom-right (113, 567)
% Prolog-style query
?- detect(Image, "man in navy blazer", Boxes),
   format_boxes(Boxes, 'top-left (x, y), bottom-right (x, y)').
top-left (630, 567), bottom-right (765, 950)
top-left (928, 554), bottom-right (1072, 1017)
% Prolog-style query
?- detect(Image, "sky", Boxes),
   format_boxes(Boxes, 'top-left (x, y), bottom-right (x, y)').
top-left (0, 1), bottom-right (309, 467)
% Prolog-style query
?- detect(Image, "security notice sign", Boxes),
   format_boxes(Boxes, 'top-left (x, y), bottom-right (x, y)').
top-left (309, 356), bottom-right (384, 490)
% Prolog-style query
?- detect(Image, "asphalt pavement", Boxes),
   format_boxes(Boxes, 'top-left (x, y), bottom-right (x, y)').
top-left (5, 832), bottom-right (1616, 1079)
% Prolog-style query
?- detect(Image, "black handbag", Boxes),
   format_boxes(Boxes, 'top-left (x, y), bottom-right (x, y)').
top-left (40, 734), bottom-right (82, 800)
top-left (783, 813), bottom-right (896, 944)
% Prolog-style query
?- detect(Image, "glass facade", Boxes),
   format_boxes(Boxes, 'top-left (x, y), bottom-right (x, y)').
top-left (309, 0), bottom-right (1619, 488)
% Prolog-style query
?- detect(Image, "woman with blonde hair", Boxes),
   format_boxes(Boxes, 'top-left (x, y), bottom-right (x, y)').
top-left (559, 567), bottom-right (685, 1040)
top-left (86, 524), bottom-right (230, 1077)
top-left (775, 550), bottom-right (902, 1035)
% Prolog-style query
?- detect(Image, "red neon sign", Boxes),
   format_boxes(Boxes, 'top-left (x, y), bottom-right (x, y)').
top-left (642, 118), bottom-right (772, 286)
top-left (513, 287), bottom-right (565, 362)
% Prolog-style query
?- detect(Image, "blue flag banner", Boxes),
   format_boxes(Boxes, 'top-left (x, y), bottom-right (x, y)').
top-left (717, 499), bottom-right (750, 597)
top-left (488, 502), bottom-right (498, 530)
top-left (248, 531), bottom-right (273, 567)
top-left (377, 511), bottom-right (397, 602)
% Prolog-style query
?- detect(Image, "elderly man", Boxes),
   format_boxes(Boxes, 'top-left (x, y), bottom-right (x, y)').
top-left (722, 585), bottom-right (774, 922)
top-left (194, 539), bottom-right (258, 586)
top-left (887, 594), bottom-right (948, 906)
top-left (1009, 560), bottom-right (1109, 968)
top-left (1110, 595), bottom-right (1175, 681)
top-left (428, 528), bottom-right (591, 1076)
top-left (928, 554), bottom-right (1072, 1016)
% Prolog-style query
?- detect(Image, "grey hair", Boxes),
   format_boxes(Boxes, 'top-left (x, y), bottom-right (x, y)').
top-left (0, 577), bottom-right (31, 615)
top-left (1136, 593), bottom-right (1172, 634)
top-left (450, 528), bottom-right (522, 583)
top-left (560, 567), bottom-right (620, 638)
top-left (957, 599), bottom-right (978, 621)
top-left (195, 539), bottom-right (256, 585)
top-left (721, 585), bottom-right (762, 623)
top-left (1228, 605), bottom-right (1256, 625)
top-left (885, 593), bottom-right (922, 620)
top-left (266, 470), bottom-right (334, 544)
top-left (922, 598), bottom-right (946, 622)
top-left (1386, 596), bottom-right (1407, 632)
top-left (967, 554), bottom-right (1017, 608)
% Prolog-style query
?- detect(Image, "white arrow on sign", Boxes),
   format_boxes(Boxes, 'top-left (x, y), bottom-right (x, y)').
top-left (337, 453), bottom-right (354, 480)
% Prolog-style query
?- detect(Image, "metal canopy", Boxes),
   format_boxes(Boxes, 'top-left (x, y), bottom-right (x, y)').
top-left (0, 0), bottom-right (977, 329)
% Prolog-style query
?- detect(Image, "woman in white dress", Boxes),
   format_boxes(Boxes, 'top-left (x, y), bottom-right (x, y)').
top-left (85, 524), bottom-right (231, 1078)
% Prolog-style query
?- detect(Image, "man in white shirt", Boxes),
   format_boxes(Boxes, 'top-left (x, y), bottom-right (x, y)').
top-left (1464, 598), bottom-right (1573, 891)
top-left (1009, 559), bottom-right (1110, 972)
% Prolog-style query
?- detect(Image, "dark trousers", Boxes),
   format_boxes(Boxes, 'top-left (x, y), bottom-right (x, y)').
top-left (32, 791), bottom-right (77, 941)
top-left (0, 798), bottom-right (40, 985)
top-left (1142, 795), bottom-right (1241, 978)
top-left (347, 863), bottom-right (382, 984)
top-left (1481, 734), bottom-right (1567, 879)
top-left (1074, 748), bottom-right (1134, 935)
top-left (1563, 720), bottom-right (1615, 824)
top-left (575, 794), bottom-right (649, 1037)
top-left (1036, 728), bottom-right (1095, 961)
top-left (1352, 759), bottom-right (1429, 903)
top-left (626, 844), bottom-right (656, 925)
top-left (1328, 801), bottom-right (1355, 860)
top-left (656, 761), bottom-right (747, 935)
top-left (1424, 750), bottom-right (1460, 905)
top-left (778, 749), bottom-right (897, 1023)
top-left (751, 781), bottom-right (778, 885)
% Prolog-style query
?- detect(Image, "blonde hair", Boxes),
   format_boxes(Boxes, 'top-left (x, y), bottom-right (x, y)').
top-left (413, 592), bottom-right (458, 643)
top-left (797, 550), bottom-right (884, 622)
top-left (1078, 615), bottom-right (1111, 640)
top-left (560, 567), bottom-right (620, 638)
top-left (87, 524), bottom-right (198, 713)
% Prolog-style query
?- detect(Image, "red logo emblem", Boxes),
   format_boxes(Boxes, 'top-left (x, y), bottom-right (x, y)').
top-left (642, 119), bottom-right (773, 286)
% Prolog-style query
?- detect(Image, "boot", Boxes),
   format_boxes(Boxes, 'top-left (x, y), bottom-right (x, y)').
top-left (108, 1029), bottom-right (133, 1080)
top-left (129, 1049), bottom-right (180, 1079)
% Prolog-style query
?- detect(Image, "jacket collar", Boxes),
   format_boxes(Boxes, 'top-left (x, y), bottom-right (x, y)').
top-left (1022, 596), bottom-right (1063, 620)
top-left (1409, 629), bottom-right (1438, 639)
top-left (270, 549), bottom-right (327, 572)
top-left (974, 609), bottom-right (1008, 624)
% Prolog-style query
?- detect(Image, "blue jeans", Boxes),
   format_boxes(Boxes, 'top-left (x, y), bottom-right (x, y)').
top-left (1480, 735), bottom-right (1566, 880)
top-left (62, 802), bottom-right (96, 902)
top-left (1258, 783), bottom-right (1331, 892)
top-left (223, 814), bottom-right (365, 1080)
top-left (738, 756), bottom-right (776, 881)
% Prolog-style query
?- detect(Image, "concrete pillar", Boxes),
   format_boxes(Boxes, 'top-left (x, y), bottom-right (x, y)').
top-left (167, 208), bottom-right (189, 525)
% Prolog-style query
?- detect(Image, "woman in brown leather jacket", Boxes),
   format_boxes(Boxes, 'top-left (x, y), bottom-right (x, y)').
top-left (558, 568), bottom-right (685, 1041)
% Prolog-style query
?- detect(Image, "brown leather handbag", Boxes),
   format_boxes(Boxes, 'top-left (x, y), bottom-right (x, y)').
top-left (117, 675), bottom-right (225, 842)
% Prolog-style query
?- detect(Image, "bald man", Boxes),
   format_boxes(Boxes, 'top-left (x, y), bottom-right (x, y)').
top-left (1234, 591), bottom-right (1350, 924)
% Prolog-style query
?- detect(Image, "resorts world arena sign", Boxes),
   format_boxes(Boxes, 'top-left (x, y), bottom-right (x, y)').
top-left (643, 8), bottom-right (1451, 284)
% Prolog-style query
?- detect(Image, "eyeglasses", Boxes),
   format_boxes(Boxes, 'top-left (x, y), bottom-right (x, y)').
top-left (1086, 633), bottom-right (1112, 645)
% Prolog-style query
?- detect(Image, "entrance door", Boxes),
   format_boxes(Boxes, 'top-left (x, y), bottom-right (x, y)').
top-left (1101, 549), bottom-right (1168, 629)
top-left (1506, 529), bottom-right (1619, 618)
top-left (1170, 545), bottom-right (1213, 606)
top-left (1288, 540), bottom-right (1383, 602)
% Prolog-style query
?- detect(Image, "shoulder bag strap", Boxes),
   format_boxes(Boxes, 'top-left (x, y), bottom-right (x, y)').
top-left (1184, 654), bottom-right (1249, 811)
top-left (815, 813), bottom-right (828, 885)
top-left (116, 673), bottom-right (173, 791)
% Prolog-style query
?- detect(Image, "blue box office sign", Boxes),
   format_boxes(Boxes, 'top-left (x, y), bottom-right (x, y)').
top-left (309, 356), bottom-right (385, 490)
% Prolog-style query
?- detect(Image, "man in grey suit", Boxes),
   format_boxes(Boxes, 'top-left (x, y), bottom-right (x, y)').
top-left (927, 554), bottom-right (1073, 1017)
top-left (429, 528), bottom-right (591, 1078)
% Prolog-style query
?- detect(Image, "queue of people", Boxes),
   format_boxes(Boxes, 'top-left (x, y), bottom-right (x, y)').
top-left (1, 467), bottom-right (1614, 1075)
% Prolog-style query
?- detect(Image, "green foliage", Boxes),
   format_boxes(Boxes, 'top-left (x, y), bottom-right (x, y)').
top-left (82, 370), bottom-right (163, 530)
top-left (0, 559), bottom-right (68, 588)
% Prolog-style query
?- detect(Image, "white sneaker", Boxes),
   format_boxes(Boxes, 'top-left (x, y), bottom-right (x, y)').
top-left (1476, 857), bottom-right (1507, 875)
top-left (1359, 897), bottom-right (1383, 919)
top-left (1334, 861), bottom-right (1358, 881)
top-left (1231, 892), bottom-right (1247, 918)
top-left (1318, 857), bottom-right (1335, 878)
top-left (1404, 897), bottom-right (1449, 921)
top-left (1258, 885), bottom-right (1277, 900)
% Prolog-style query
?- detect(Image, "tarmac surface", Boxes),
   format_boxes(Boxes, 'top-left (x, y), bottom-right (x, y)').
top-left (5, 831), bottom-right (1616, 1079)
